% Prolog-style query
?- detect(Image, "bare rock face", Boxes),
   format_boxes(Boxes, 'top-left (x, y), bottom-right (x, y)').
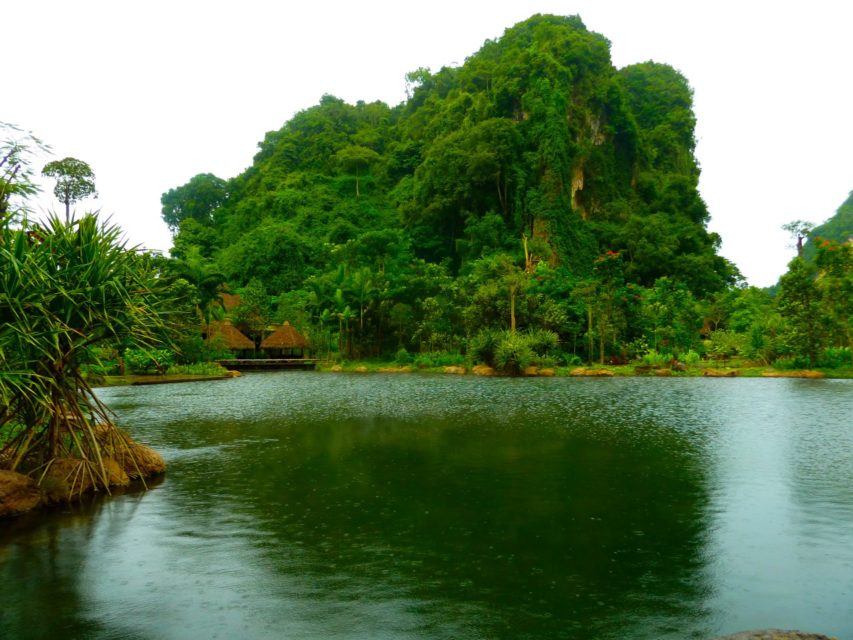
top-left (0, 470), bottom-right (43, 517)
top-left (703, 369), bottom-right (738, 377)
top-left (713, 630), bottom-right (837, 640)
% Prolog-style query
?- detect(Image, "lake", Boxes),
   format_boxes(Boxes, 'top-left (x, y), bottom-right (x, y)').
top-left (1, 373), bottom-right (851, 639)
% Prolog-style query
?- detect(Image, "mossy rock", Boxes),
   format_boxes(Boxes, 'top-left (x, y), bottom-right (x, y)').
top-left (40, 458), bottom-right (96, 503)
top-left (570, 368), bottom-right (614, 377)
top-left (472, 364), bottom-right (497, 376)
top-left (0, 470), bottom-right (43, 517)
top-left (713, 630), bottom-right (837, 640)
top-left (762, 370), bottom-right (825, 379)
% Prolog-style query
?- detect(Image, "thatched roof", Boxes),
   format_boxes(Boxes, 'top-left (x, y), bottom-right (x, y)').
top-left (206, 320), bottom-right (255, 350)
top-left (260, 322), bottom-right (307, 349)
top-left (219, 292), bottom-right (242, 312)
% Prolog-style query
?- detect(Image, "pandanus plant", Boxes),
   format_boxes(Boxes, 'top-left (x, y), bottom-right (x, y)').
top-left (0, 213), bottom-right (174, 488)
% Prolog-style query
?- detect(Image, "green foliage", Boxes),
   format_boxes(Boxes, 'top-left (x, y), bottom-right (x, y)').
top-left (639, 350), bottom-right (673, 368)
top-left (704, 329), bottom-right (748, 360)
top-left (803, 191), bottom-right (853, 261)
top-left (777, 257), bottom-right (826, 366)
top-left (0, 212), bottom-right (176, 470)
top-left (168, 362), bottom-right (229, 376)
top-left (124, 348), bottom-right (176, 374)
top-left (413, 352), bottom-right (465, 368)
top-left (819, 346), bottom-right (853, 369)
top-left (161, 173), bottom-right (228, 232)
top-left (394, 348), bottom-right (413, 365)
top-left (494, 332), bottom-right (535, 374)
top-left (151, 13), bottom-right (839, 371)
top-left (1, 122), bottom-right (51, 224)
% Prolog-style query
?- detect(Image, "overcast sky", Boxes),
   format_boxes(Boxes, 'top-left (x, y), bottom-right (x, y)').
top-left (6, 0), bottom-right (852, 287)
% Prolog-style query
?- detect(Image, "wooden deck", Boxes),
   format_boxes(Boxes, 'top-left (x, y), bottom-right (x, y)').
top-left (217, 358), bottom-right (320, 371)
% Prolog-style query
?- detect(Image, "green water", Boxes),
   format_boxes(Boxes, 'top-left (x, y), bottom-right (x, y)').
top-left (1, 373), bottom-right (852, 639)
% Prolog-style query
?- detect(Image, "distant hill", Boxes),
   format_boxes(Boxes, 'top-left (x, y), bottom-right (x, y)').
top-left (804, 190), bottom-right (853, 261)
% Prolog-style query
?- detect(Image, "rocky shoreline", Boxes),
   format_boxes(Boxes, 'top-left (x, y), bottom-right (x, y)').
top-left (714, 631), bottom-right (838, 640)
top-left (0, 429), bottom-right (165, 519)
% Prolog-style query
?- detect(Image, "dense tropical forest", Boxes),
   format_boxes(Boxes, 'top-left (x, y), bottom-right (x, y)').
top-left (155, 14), bottom-right (851, 371)
top-left (2, 14), bottom-right (851, 386)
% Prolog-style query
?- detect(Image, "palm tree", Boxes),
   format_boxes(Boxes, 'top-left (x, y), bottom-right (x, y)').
top-left (0, 213), bottom-right (174, 489)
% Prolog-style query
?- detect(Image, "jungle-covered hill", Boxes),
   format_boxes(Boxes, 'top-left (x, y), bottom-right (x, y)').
top-left (160, 14), bottom-right (757, 362)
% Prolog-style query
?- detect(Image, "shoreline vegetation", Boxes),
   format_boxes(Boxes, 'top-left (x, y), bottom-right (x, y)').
top-left (313, 360), bottom-right (853, 379)
top-left (90, 361), bottom-right (853, 385)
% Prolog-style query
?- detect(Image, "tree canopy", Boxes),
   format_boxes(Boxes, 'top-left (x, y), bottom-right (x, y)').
top-left (42, 156), bottom-right (97, 222)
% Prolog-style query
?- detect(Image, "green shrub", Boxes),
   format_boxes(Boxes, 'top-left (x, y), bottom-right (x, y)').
top-left (536, 355), bottom-right (558, 369)
top-left (413, 352), bottom-right (465, 368)
top-left (705, 329), bottom-right (748, 359)
top-left (681, 350), bottom-right (701, 366)
top-left (559, 352), bottom-right (582, 366)
top-left (494, 332), bottom-right (534, 374)
top-left (524, 328), bottom-right (559, 355)
top-left (468, 329), bottom-right (501, 366)
top-left (819, 346), bottom-right (853, 369)
top-left (169, 362), bottom-right (229, 376)
top-left (640, 350), bottom-right (673, 368)
top-left (773, 355), bottom-right (811, 370)
top-left (124, 348), bottom-right (176, 374)
top-left (395, 347), bottom-right (413, 365)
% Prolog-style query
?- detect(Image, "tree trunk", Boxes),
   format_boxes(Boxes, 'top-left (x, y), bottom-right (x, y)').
top-left (509, 285), bottom-right (517, 333)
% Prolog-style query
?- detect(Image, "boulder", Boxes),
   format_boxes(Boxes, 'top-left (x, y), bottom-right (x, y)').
top-left (713, 630), bottom-right (837, 640)
top-left (0, 470), bottom-right (42, 517)
top-left (40, 458), bottom-right (96, 503)
top-left (538, 368), bottom-right (555, 377)
top-left (120, 442), bottom-right (166, 480)
top-left (443, 366), bottom-right (466, 375)
top-left (570, 368), bottom-right (614, 377)
top-left (522, 366), bottom-right (539, 376)
top-left (703, 369), bottom-right (737, 377)
top-left (472, 364), bottom-right (497, 376)
top-left (654, 368), bottom-right (673, 376)
top-left (762, 370), bottom-right (825, 378)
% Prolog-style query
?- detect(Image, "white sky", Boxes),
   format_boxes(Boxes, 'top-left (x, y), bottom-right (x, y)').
top-left (6, 0), bottom-right (852, 287)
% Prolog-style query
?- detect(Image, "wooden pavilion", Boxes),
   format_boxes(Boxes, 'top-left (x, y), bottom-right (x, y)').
top-left (260, 321), bottom-right (308, 358)
top-left (204, 319), bottom-right (255, 358)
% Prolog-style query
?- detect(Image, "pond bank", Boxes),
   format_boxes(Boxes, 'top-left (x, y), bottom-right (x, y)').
top-left (0, 430), bottom-right (166, 519)
top-left (316, 361), bottom-right (853, 379)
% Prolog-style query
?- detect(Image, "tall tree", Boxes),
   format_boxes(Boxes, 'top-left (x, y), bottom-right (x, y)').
top-left (777, 257), bottom-right (824, 366)
top-left (42, 157), bottom-right (97, 222)
top-left (161, 173), bottom-right (228, 232)
top-left (334, 145), bottom-right (381, 198)
top-left (782, 220), bottom-right (815, 258)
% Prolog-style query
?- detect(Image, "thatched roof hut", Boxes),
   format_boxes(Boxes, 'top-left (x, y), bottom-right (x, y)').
top-left (219, 292), bottom-right (242, 313)
top-left (205, 320), bottom-right (255, 351)
top-left (260, 322), bottom-right (307, 351)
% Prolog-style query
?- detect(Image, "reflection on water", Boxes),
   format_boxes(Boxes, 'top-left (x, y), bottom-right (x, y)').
top-left (1, 374), bottom-right (851, 639)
